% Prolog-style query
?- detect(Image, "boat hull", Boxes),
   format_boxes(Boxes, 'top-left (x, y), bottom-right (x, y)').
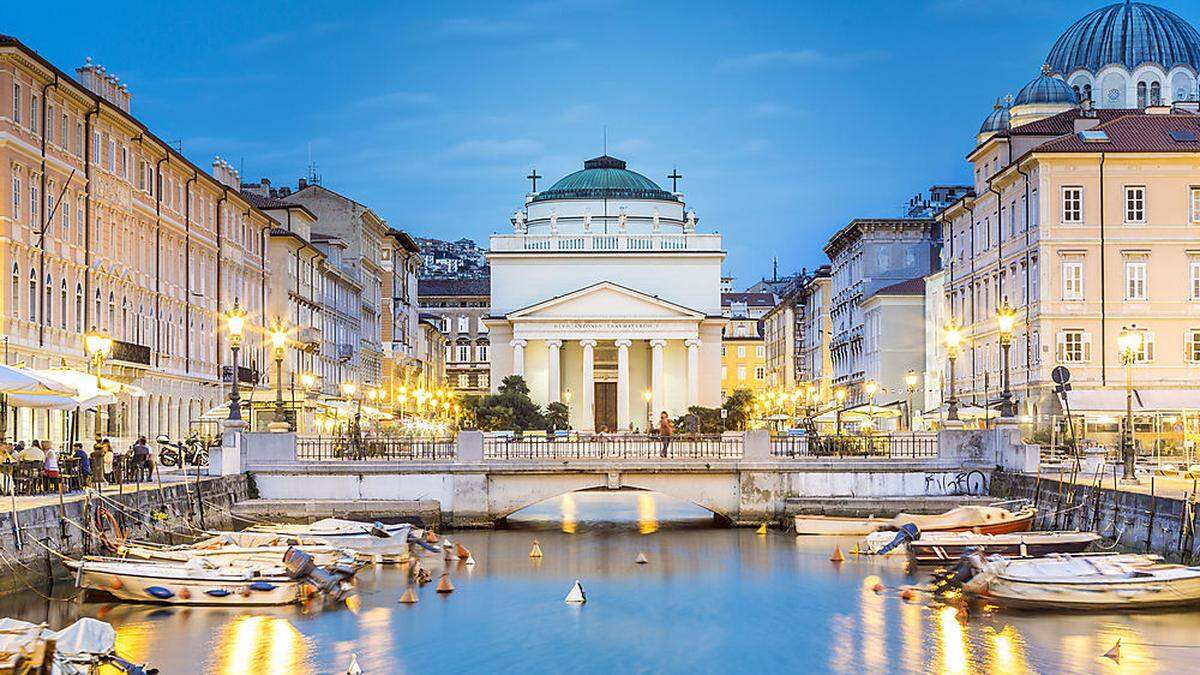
top-left (793, 516), bottom-right (890, 535)
top-left (908, 532), bottom-right (1099, 565)
top-left (980, 575), bottom-right (1200, 611)
top-left (69, 562), bottom-right (310, 606)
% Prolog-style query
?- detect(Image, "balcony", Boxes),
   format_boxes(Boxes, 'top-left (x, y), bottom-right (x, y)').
top-left (220, 365), bottom-right (259, 385)
top-left (298, 326), bottom-right (322, 351)
top-left (109, 340), bottom-right (151, 367)
top-left (489, 232), bottom-right (722, 253)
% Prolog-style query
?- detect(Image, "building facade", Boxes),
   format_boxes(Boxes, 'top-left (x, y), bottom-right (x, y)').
top-left (861, 277), bottom-right (927, 421)
top-left (825, 218), bottom-right (941, 404)
top-left (800, 268), bottom-right (833, 402)
top-left (380, 229), bottom-right (424, 402)
top-left (721, 315), bottom-right (765, 400)
top-left (1, 40), bottom-right (273, 445)
top-left (418, 278), bottom-right (491, 395)
top-left (486, 155), bottom-right (726, 432)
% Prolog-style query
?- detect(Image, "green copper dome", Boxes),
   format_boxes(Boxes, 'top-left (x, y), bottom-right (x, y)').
top-left (532, 156), bottom-right (678, 203)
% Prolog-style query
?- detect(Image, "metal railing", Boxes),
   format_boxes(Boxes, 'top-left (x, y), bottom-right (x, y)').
top-left (483, 434), bottom-right (742, 460)
top-left (770, 434), bottom-right (939, 459)
top-left (296, 435), bottom-right (456, 461)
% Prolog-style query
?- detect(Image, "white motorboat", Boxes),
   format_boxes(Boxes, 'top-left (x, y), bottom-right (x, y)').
top-left (795, 505), bottom-right (1035, 537)
top-left (115, 542), bottom-right (356, 569)
top-left (236, 518), bottom-right (417, 559)
top-left (860, 529), bottom-right (1101, 563)
top-left (0, 616), bottom-right (150, 674)
top-left (964, 552), bottom-right (1200, 610)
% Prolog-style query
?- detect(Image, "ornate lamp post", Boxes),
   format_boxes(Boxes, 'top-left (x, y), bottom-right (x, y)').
top-left (997, 304), bottom-right (1017, 419)
top-left (1118, 325), bottom-right (1144, 481)
top-left (224, 302), bottom-right (247, 429)
top-left (269, 324), bottom-right (289, 432)
top-left (864, 380), bottom-right (878, 431)
top-left (944, 324), bottom-right (963, 425)
top-left (834, 386), bottom-right (847, 436)
top-left (904, 370), bottom-right (919, 431)
top-left (84, 327), bottom-right (113, 442)
top-left (643, 389), bottom-right (652, 431)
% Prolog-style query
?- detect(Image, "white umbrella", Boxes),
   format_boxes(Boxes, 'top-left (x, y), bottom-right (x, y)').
top-left (0, 363), bottom-right (77, 396)
top-left (5, 391), bottom-right (117, 410)
top-left (33, 368), bottom-right (146, 397)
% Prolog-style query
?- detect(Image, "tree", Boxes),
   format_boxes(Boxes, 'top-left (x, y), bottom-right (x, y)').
top-left (472, 375), bottom-right (545, 431)
top-left (722, 389), bottom-right (756, 431)
top-left (673, 406), bottom-right (725, 434)
top-left (545, 402), bottom-right (570, 432)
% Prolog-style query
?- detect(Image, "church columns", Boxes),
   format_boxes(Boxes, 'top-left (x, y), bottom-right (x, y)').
top-left (686, 338), bottom-right (701, 409)
top-left (510, 339), bottom-right (527, 379)
top-left (615, 339), bottom-right (631, 431)
top-left (546, 340), bottom-right (562, 403)
top-left (580, 339), bottom-right (597, 432)
top-left (649, 339), bottom-right (666, 420)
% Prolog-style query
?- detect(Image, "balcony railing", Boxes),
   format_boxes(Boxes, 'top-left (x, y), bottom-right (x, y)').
top-left (296, 435), bottom-right (456, 461)
top-left (483, 433), bottom-right (741, 460)
top-left (770, 434), bottom-right (938, 459)
top-left (490, 232), bottom-right (722, 253)
top-left (220, 365), bottom-right (260, 385)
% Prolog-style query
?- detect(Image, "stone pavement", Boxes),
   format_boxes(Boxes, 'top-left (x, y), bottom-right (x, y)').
top-left (2, 469), bottom-right (204, 514)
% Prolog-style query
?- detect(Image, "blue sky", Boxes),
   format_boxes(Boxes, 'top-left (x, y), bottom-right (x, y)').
top-left (5, 1), bottom-right (1194, 286)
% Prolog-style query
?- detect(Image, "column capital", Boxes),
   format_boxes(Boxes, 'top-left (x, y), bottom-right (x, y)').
top-left (649, 339), bottom-right (667, 348)
top-left (614, 339), bottom-right (632, 348)
top-left (545, 339), bottom-right (563, 348)
top-left (579, 339), bottom-right (598, 348)
top-left (685, 338), bottom-right (702, 348)
top-left (510, 338), bottom-right (528, 348)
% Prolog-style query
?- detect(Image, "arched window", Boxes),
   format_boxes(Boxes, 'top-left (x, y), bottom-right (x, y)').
top-left (61, 198), bottom-right (70, 234)
top-left (10, 264), bottom-right (19, 318)
top-left (121, 296), bottom-right (128, 340)
top-left (44, 274), bottom-right (52, 326)
top-left (137, 304), bottom-right (144, 343)
top-left (74, 284), bottom-right (83, 332)
top-left (28, 268), bottom-right (37, 322)
top-left (1137, 81), bottom-right (1148, 108)
top-left (1151, 81), bottom-right (1162, 106)
top-left (94, 288), bottom-right (102, 329)
top-left (1072, 85), bottom-right (1081, 100)
top-left (107, 291), bottom-right (115, 331)
top-left (59, 280), bottom-right (67, 329)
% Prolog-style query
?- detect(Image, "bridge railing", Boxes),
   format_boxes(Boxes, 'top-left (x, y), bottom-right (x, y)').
top-left (770, 434), bottom-right (939, 459)
top-left (296, 435), bottom-right (457, 461)
top-left (483, 434), bottom-right (742, 460)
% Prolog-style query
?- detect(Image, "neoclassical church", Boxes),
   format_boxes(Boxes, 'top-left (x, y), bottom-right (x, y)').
top-left (979, 1), bottom-right (1200, 142)
top-left (486, 156), bottom-right (725, 432)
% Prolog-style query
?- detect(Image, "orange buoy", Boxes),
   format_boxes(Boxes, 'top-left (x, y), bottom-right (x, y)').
top-left (179, 588), bottom-right (192, 600)
top-left (427, 531), bottom-right (439, 544)
top-left (850, 542), bottom-right (861, 556)
top-left (900, 588), bottom-right (915, 601)
top-left (871, 583), bottom-right (885, 594)
top-left (399, 588), bottom-right (418, 604)
top-left (241, 587), bottom-right (253, 598)
top-left (436, 573), bottom-right (455, 594)
top-left (109, 576), bottom-right (124, 591)
top-left (955, 605), bottom-right (969, 622)
top-left (456, 543), bottom-right (471, 560)
top-left (530, 540), bottom-right (544, 558)
top-left (1102, 639), bottom-right (1121, 663)
top-left (830, 546), bottom-right (845, 563)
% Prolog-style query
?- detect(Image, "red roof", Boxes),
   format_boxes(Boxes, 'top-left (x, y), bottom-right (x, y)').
top-left (1009, 108), bottom-right (1132, 136)
top-left (1035, 112), bottom-right (1200, 153)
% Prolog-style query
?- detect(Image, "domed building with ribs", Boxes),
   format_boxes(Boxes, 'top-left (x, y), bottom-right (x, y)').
top-left (486, 156), bottom-right (726, 432)
top-left (978, 1), bottom-right (1200, 142)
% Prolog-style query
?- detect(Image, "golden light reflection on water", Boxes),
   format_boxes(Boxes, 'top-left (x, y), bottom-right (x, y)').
top-left (638, 493), bottom-right (658, 534)
top-left (214, 615), bottom-right (309, 675)
top-left (987, 625), bottom-right (1029, 675)
top-left (561, 493), bottom-right (577, 534)
top-left (111, 621), bottom-right (153, 668)
top-left (860, 576), bottom-right (887, 672)
top-left (900, 597), bottom-right (923, 673)
top-left (935, 605), bottom-right (969, 675)
top-left (828, 613), bottom-right (855, 673)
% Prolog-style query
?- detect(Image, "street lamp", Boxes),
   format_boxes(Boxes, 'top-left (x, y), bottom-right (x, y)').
top-left (864, 380), bottom-right (879, 432)
top-left (225, 302), bottom-right (247, 428)
top-left (904, 370), bottom-right (919, 431)
top-left (944, 324), bottom-right (963, 424)
top-left (1118, 324), bottom-right (1144, 480)
top-left (997, 304), bottom-right (1016, 419)
top-left (834, 386), bottom-right (847, 436)
top-left (269, 324), bottom-right (289, 432)
top-left (84, 327), bottom-right (113, 441)
top-left (643, 389), bottom-right (653, 431)
top-left (300, 372), bottom-right (316, 391)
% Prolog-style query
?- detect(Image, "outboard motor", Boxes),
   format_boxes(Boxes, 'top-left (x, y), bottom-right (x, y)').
top-left (876, 523), bottom-right (920, 555)
top-left (283, 547), bottom-right (317, 578)
top-left (369, 521), bottom-right (391, 538)
top-left (931, 547), bottom-right (986, 595)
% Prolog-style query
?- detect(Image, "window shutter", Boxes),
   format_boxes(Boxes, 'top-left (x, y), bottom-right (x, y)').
top-left (1056, 332), bottom-right (1066, 362)
top-left (1145, 332), bottom-right (1155, 361)
top-left (1082, 332), bottom-right (1093, 362)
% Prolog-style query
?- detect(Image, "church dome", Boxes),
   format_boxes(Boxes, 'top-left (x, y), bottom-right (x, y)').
top-left (979, 98), bottom-right (1011, 134)
top-left (532, 155), bottom-right (678, 203)
top-left (1013, 68), bottom-right (1079, 106)
top-left (1046, 1), bottom-right (1200, 74)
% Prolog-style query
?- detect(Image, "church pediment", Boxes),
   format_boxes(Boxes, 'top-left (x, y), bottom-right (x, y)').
top-left (507, 281), bottom-right (705, 320)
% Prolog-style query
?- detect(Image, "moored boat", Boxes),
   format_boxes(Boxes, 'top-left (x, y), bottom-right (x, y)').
top-left (234, 518), bottom-right (417, 559)
top-left (861, 530), bottom-right (1100, 564)
top-left (793, 515), bottom-right (890, 536)
top-left (964, 552), bottom-right (1200, 610)
top-left (794, 504), bottom-right (1035, 537)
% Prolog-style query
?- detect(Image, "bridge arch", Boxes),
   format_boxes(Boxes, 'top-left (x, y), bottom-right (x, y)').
top-left (486, 471), bottom-right (741, 521)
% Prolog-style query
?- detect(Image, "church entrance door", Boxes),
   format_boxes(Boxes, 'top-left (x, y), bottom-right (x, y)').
top-left (594, 382), bottom-right (617, 432)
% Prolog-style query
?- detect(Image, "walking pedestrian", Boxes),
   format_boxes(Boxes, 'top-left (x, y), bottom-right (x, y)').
top-left (658, 411), bottom-right (673, 458)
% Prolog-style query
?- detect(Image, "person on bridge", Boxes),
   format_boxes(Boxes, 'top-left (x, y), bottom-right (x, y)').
top-left (658, 411), bottom-right (673, 458)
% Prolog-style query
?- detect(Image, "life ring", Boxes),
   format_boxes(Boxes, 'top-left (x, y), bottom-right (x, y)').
top-left (92, 504), bottom-right (126, 552)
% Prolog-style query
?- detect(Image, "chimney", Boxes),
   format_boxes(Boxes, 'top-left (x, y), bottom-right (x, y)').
top-left (1073, 117), bottom-right (1101, 133)
top-left (75, 57), bottom-right (132, 112)
top-left (1145, 104), bottom-right (1173, 115)
top-left (298, 178), bottom-right (308, 190)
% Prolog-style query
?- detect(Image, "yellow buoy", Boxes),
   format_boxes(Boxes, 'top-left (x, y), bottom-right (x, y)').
top-left (436, 573), bottom-right (455, 594)
top-left (399, 588), bottom-right (418, 604)
top-left (830, 546), bottom-right (845, 563)
top-left (755, 523), bottom-right (768, 535)
top-left (850, 542), bottom-right (861, 556)
top-left (1102, 639), bottom-right (1121, 663)
top-left (530, 540), bottom-right (544, 558)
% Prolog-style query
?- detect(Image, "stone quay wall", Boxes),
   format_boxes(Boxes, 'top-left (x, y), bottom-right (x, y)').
top-left (0, 474), bottom-right (253, 597)
top-left (991, 472), bottom-right (1200, 563)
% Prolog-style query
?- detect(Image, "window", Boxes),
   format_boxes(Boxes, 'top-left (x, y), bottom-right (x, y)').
top-left (1125, 261), bottom-right (1147, 300)
top-left (1124, 186), bottom-right (1145, 223)
top-left (721, 366), bottom-right (727, 380)
top-left (754, 366), bottom-right (765, 380)
top-left (74, 284), bottom-right (83, 331)
top-left (1062, 261), bottom-right (1084, 300)
top-left (1056, 330), bottom-right (1091, 362)
top-left (43, 274), bottom-right (51, 326)
top-left (10, 264), bottom-right (19, 317)
top-left (478, 373), bottom-right (489, 389)
top-left (30, 94), bottom-right (38, 134)
top-left (476, 344), bottom-right (489, 362)
top-left (456, 316), bottom-right (468, 333)
top-left (1061, 186), bottom-right (1083, 223)
top-left (1192, 262), bottom-right (1200, 301)
top-left (1129, 330), bottom-right (1155, 363)
top-left (737, 346), bottom-right (746, 358)
top-left (1188, 330), bottom-right (1200, 363)
top-left (457, 344), bottom-right (470, 363)
top-left (10, 172), bottom-right (20, 221)
top-left (61, 198), bottom-right (69, 234)
top-left (737, 366), bottom-right (746, 381)
top-left (12, 83), bottom-right (21, 124)
top-left (1193, 188), bottom-right (1200, 224)
top-left (27, 269), bottom-right (36, 322)
top-left (756, 346), bottom-right (765, 358)
top-left (457, 374), bottom-right (470, 389)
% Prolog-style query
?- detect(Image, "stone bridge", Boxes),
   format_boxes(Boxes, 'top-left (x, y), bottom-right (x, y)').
top-left (229, 429), bottom-right (1038, 527)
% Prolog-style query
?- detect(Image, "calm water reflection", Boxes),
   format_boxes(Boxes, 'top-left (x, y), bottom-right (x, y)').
top-left (2, 492), bottom-right (1199, 673)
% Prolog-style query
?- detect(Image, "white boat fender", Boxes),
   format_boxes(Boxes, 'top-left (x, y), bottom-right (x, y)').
top-left (347, 653), bottom-right (364, 674)
top-left (565, 580), bottom-right (586, 604)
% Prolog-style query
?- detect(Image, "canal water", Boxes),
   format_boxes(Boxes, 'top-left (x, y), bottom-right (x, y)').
top-left (2, 492), bottom-right (1199, 673)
